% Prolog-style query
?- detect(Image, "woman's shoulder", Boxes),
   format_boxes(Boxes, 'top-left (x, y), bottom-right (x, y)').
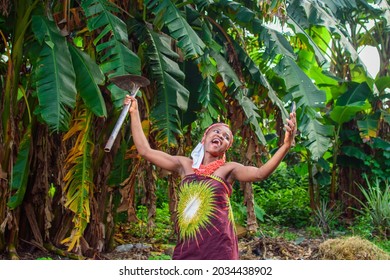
top-left (212, 161), bottom-right (240, 182)
top-left (174, 155), bottom-right (194, 175)
top-left (175, 155), bottom-right (192, 164)
top-left (224, 161), bottom-right (243, 169)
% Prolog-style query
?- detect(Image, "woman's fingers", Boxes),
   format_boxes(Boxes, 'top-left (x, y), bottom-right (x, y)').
top-left (284, 113), bottom-right (297, 146)
top-left (285, 117), bottom-right (296, 132)
top-left (124, 95), bottom-right (138, 113)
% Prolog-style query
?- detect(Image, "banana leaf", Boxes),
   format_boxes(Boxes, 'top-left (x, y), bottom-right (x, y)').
top-left (69, 44), bottom-right (107, 117)
top-left (301, 117), bottom-right (333, 160)
top-left (330, 82), bottom-right (372, 124)
top-left (7, 125), bottom-right (32, 209)
top-left (32, 15), bottom-right (77, 132)
top-left (143, 26), bottom-right (190, 146)
top-left (146, 0), bottom-right (205, 59)
top-left (62, 108), bottom-right (94, 251)
top-left (81, 0), bottom-right (141, 108)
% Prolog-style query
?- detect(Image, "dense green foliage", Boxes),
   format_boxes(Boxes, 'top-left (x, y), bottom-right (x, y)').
top-left (254, 163), bottom-right (311, 228)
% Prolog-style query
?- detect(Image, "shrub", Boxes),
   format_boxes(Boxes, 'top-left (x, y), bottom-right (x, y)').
top-left (313, 200), bottom-right (342, 234)
top-left (131, 203), bottom-right (174, 243)
top-left (253, 163), bottom-right (311, 228)
top-left (348, 175), bottom-right (390, 239)
top-left (255, 187), bottom-right (311, 227)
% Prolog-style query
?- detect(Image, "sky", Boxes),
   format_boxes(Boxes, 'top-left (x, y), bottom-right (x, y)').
top-left (359, 46), bottom-right (380, 77)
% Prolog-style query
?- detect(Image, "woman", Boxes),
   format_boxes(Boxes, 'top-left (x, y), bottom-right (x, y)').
top-left (124, 95), bottom-right (297, 259)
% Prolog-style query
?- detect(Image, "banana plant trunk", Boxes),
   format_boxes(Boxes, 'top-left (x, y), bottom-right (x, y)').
top-left (0, 0), bottom-right (39, 256)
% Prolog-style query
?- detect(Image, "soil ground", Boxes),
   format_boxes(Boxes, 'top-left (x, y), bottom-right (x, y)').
top-left (0, 232), bottom-right (323, 260)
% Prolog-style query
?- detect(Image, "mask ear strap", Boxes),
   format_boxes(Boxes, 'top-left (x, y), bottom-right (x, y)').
top-left (191, 142), bottom-right (204, 169)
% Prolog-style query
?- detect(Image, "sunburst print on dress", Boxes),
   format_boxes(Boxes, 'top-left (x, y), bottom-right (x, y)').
top-left (209, 175), bottom-right (236, 233)
top-left (177, 180), bottom-right (217, 245)
top-left (227, 194), bottom-right (236, 233)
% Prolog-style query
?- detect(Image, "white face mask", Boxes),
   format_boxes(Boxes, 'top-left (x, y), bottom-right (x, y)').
top-left (191, 142), bottom-right (204, 169)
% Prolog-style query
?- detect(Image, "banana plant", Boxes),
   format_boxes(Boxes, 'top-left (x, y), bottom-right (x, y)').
top-left (0, 0), bottom-right (39, 255)
top-left (284, 0), bottom-right (390, 210)
top-left (1, 0), bottom-right (135, 254)
top-left (1, 0), bottom-right (388, 257)
top-left (328, 82), bottom-right (373, 203)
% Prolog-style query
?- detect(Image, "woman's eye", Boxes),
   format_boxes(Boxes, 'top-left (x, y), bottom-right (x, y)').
top-left (213, 129), bottom-right (230, 141)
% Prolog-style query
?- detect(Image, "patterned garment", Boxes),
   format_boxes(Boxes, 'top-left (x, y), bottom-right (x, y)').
top-left (172, 174), bottom-right (238, 260)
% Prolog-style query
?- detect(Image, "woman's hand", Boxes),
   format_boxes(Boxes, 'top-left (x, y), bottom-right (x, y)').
top-left (284, 112), bottom-right (297, 147)
top-left (124, 95), bottom-right (138, 113)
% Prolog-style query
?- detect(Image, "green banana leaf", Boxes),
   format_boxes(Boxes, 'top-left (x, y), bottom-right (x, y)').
top-left (209, 48), bottom-right (267, 144)
top-left (199, 76), bottom-right (226, 119)
top-left (330, 82), bottom-right (372, 124)
top-left (287, 0), bottom-right (359, 61)
top-left (210, 49), bottom-right (243, 90)
top-left (7, 126), bottom-right (32, 209)
top-left (216, 0), bottom-right (296, 61)
top-left (146, 0), bottom-right (205, 59)
top-left (277, 54), bottom-right (330, 159)
top-left (301, 117), bottom-right (333, 160)
top-left (213, 6), bottom-right (294, 120)
top-left (278, 56), bottom-right (327, 108)
top-left (69, 44), bottom-right (107, 117)
top-left (32, 15), bottom-right (77, 132)
top-left (236, 89), bottom-right (267, 145)
top-left (371, 138), bottom-right (390, 153)
top-left (330, 103), bottom-right (370, 125)
top-left (342, 146), bottom-right (370, 162)
top-left (81, 0), bottom-right (141, 108)
top-left (357, 113), bottom-right (380, 138)
top-left (233, 39), bottom-right (289, 121)
top-left (145, 27), bottom-right (190, 146)
top-left (286, 15), bottom-right (327, 66)
top-left (216, 0), bottom-right (264, 33)
top-left (259, 26), bottom-right (297, 61)
top-left (375, 76), bottom-right (390, 94)
top-left (107, 141), bottom-right (131, 186)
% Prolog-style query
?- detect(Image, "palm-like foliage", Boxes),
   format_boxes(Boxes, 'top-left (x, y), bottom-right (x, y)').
top-left (62, 106), bottom-right (95, 252)
top-left (32, 15), bottom-right (77, 132)
top-left (69, 45), bottom-right (107, 117)
top-left (350, 175), bottom-right (390, 239)
top-left (146, 0), bottom-right (206, 59)
top-left (81, 0), bottom-right (141, 106)
top-left (132, 21), bottom-right (190, 145)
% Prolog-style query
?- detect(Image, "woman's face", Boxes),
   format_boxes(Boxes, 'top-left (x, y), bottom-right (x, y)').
top-left (203, 125), bottom-right (232, 157)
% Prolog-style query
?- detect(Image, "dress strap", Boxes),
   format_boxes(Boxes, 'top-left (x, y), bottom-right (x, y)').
top-left (206, 175), bottom-right (232, 196)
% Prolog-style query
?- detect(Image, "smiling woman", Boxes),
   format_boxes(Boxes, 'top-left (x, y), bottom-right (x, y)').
top-left (123, 94), bottom-right (297, 259)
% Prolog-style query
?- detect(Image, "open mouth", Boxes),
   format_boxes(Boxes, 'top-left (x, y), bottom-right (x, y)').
top-left (211, 138), bottom-right (222, 146)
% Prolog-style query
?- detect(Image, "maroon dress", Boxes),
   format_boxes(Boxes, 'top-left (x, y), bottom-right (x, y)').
top-left (172, 174), bottom-right (238, 260)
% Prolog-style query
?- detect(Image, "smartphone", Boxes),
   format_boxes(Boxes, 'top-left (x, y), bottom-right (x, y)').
top-left (290, 101), bottom-right (296, 113)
